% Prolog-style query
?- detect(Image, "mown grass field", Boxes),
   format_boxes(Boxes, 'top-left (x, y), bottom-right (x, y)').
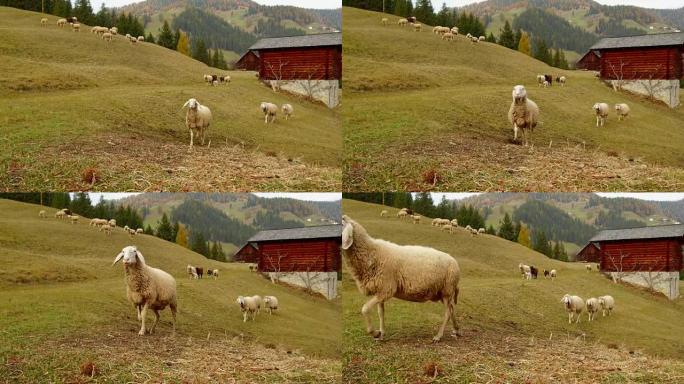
top-left (0, 7), bottom-right (341, 191)
top-left (0, 199), bottom-right (341, 383)
top-left (342, 199), bottom-right (684, 383)
top-left (342, 7), bottom-right (684, 192)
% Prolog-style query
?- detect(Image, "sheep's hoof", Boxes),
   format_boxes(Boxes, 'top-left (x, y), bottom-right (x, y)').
top-left (432, 336), bottom-right (442, 343)
top-left (371, 330), bottom-right (384, 341)
top-left (138, 330), bottom-right (146, 336)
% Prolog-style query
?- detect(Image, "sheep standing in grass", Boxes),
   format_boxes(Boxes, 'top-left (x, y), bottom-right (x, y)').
top-left (264, 296), bottom-right (279, 315)
top-left (182, 98), bottom-right (212, 149)
top-left (586, 297), bottom-right (599, 322)
top-left (559, 76), bottom-right (567, 86)
top-left (519, 263), bottom-right (531, 280)
top-left (69, 215), bottom-right (79, 224)
top-left (102, 32), bottom-right (112, 42)
top-left (101, 223), bottom-right (113, 235)
top-left (593, 103), bottom-right (609, 127)
top-left (39, 210), bottom-right (47, 218)
top-left (451, 27), bottom-right (459, 34)
top-left (536, 74), bottom-right (545, 87)
top-left (113, 246), bottom-right (177, 335)
top-left (478, 36), bottom-right (485, 41)
top-left (251, 295), bottom-right (263, 315)
top-left (398, 18), bottom-right (408, 26)
top-left (281, 104), bottom-right (294, 120)
top-left (550, 269), bottom-right (557, 280)
top-left (109, 219), bottom-right (116, 228)
top-left (381, 210), bottom-right (388, 217)
top-left (137, 36), bottom-right (144, 42)
top-left (397, 210), bottom-right (408, 219)
top-left (413, 23), bottom-right (422, 32)
top-left (187, 265), bottom-right (198, 279)
top-left (341, 215), bottom-right (461, 342)
top-left (260, 102), bottom-right (278, 124)
top-left (236, 296), bottom-right (258, 322)
top-left (441, 223), bottom-right (455, 233)
top-left (71, 23), bottom-right (80, 32)
top-left (478, 228), bottom-right (485, 234)
top-left (41, 18), bottom-right (48, 26)
top-left (57, 18), bottom-right (67, 27)
top-left (55, 210), bottom-right (66, 219)
top-left (508, 85), bottom-right (539, 147)
top-left (411, 214), bottom-right (421, 224)
top-left (615, 103), bottom-right (630, 121)
top-left (561, 294), bottom-right (585, 324)
top-left (586, 264), bottom-right (593, 272)
top-left (598, 295), bottom-right (615, 317)
top-left (381, 17), bottom-right (389, 26)
top-left (442, 32), bottom-right (454, 41)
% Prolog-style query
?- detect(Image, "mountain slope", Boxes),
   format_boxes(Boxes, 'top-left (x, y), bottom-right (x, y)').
top-left (0, 7), bottom-right (341, 191)
top-left (342, 6), bottom-right (684, 191)
top-left (342, 199), bottom-right (684, 383)
top-left (0, 199), bottom-right (341, 382)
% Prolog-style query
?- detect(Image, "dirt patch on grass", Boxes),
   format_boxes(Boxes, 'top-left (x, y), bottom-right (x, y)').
top-left (344, 134), bottom-right (684, 191)
top-left (2, 133), bottom-right (340, 191)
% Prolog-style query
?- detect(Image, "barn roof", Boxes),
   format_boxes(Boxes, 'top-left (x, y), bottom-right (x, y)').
top-left (249, 32), bottom-right (341, 50)
top-left (589, 224), bottom-right (684, 242)
top-left (590, 32), bottom-right (684, 50)
top-left (248, 225), bottom-right (342, 242)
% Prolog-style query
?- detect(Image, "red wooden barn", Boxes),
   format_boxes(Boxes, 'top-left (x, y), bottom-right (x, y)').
top-left (575, 50), bottom-right (601, 71)
top-left (577, 225), bottom-right (684, 273)
top-left (588, 33), bottom-right (684, 80)
top-left (247, 33), bottom-right (342, 81)
top-left (235, 50), bottom-right (260, 71)
top-left (235, 225), bottom-right (342, 273)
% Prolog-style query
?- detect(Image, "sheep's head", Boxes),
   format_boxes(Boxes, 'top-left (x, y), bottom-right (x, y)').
top-left (512, 85), bottom-right (527, 104)
top-left (236, 296), bottom-right (245, 308)
top-left (113, 245), bottom-right (145, 266)
top-left (615, 104), bottom-right (622, 112)
top-left (264, 297), bottom-right (272, 304)
top-left (561, 294), bottom-right (572, 306)
top-left (593, 103), bottom-right (602, 112)
top-left (183, 98), bottom-right (199, 110)
top-left (260, 102), bottom-right (269, 113)
top-left (341, 215), bottom-right (354, 250)
top-left (598, 297), bottom-right (605, 306)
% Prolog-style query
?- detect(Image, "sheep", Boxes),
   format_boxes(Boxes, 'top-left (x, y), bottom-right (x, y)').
top-left (543, 80), bottom-right (550, 88)
top-left (236, 296), bottom-right (258, 322)
top-left (110, 26), bottom-right (118, 35)
top-left (543, 269), bottom-right (550, 278)
top-left (550, 269), bottom-right (557, 280)
top-left (586, 297), bottom-right (599, 321)
top-left (251, 295), bottom-right (263, 315)
top-left (57, 18), bottom-right (67, 27)
top-left (137, 36), bottom-right (144, 42)
top-left (478, 228), bottom-right (485, 234)
top-left (508, 85), bottom-right (540, 147)
top-left (39, 210), bottom-right (47, 218)
top-left (126, 227), bottom-right (137, 236)
top-left (260, 102), bottom-right (277, 124)
top-left (593, 103), bottom-right (609, 127)
top-left (113, 246), bottom-right (177, 335)
top-left (187, 265), bottom-right (198, 279)
top-left (431, 218), bottom-right (441, 226)
top-left (478, 36), bottom-right (486, 41)
top-left (196, 267), bottom-right (204, 279)
top-left (55, 210), bottom-right (66, 219)
top-left (69, 215), bottom-right (79, 224)
top-left (263, 296), bottom-right (279, 315)
top-left (586, 264), bottom-right (593, 272)
top-left (71, 23), bottom-right (80, 32)
top-left (561, 294), bottom-right (585, 324)
top-left (470, 36), bottom-right (479, 43)
top-left (101, 223), bottom-right (113, 235)
top-left (544, 75), bottom-right (553, 86)
top-left (433, 25), bottom-right (442, 34)
top-left (536, 74), bottom-right (545, 87)
top-left (441, 223), bottom-right (455, 233)
top-left (109, 219), bottom-right (116, 228)
top-left (381, 17), bottom-right (389, 26)
top-left (558, 76), bottom-right (567, 86)
top-left (397, 210), bottom-right (408, 219)
top-left (136, 228), bottom-right (144, 234)
top-left (381, 210), bottom-right (388, 217)
top-left (442, 32), bottom-right (455, 41)
top-left (203, 74), bottom-right (213, 84)
top-left (207, 269), bottom-right (219, 279)
top-left (341, 215), bottom-right (461, 342)
top-left (413, 23), bottom-right (422, 32)
top-left (598, 295), bottom-right (614, 317)
top-left (466, 33), bottom-right (472, 39)
top-left (450, 219), bottom-right (458, 227)
top-left (407, 17), bottom-right (417, 23)
top-left (451, 27), bottom-right (459, 34)
top-left (102, 32), bottom-right (113, 42)
top-left (66, 16), bottom-right (77, 24)
top-left (212, 80), bottom-right (219, 86)
top-left (41, 18), bottom-right (48, 26)
top-left (182, 98), bottom-right (212, 149)
top-left (129, 36), bottom-right (138, 44)
top-left (411, 214), bottom-right (421, 224)
top-left (519, 263), bottom-right (531, 280)
top-left (615, 103), bottom-right (630, 121)
top-left (281, 104), bottom-right (294, 120)
top-left (529, 266), bottom-right (538, 279)
top-left (398, 18), bottom-right (408, 26)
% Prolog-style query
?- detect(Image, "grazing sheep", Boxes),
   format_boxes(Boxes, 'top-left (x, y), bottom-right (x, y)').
top-left (263, 296), bottom-right (279, 315)
top-left (411, 214), bottom-right (421, 224)
top-left (441, 223), bottom-right (455, 233)
top-left (66, 16), bottom-right (77, 24)
top-left (41, 18), bottom-right (48, 26)
top-left (561, 294), bottom-right (585, 324)
top-left (558, 76), bottom-right (567, 86)
top-left (550, 269), bottom-right (557, 280)
top-left (450, 219), bottom-right (458, 227)
top-left (432, 218), bottom-right (441, 226)
top-left (91, 218), bottom-right (107, 228)
top-left (470, 36), bottom-right (479, 43)
top-left (593, 103), bottom-right (609, 127)
top-left (536, 74), bottom-right (545, 87)
top-left (530, 266), bottom-right (538, 279)
top-left (101, 223), bottom-right (113, 235)
top-left (55, 210), bottom-right (66, 219)
top-left (221, 75), bottom-right (231, 83)
top-left (397, 210), bottom-right (408, 219)
top-left (544, 75), bottom-right (553, 86)
top-left (432, 25), bottom-right (441, 34)
top-left (381, 17), bottom-right (389, 26)
top-left (57, 18), bottom-right (67, 27)
top-left (251, 295), bottom-right (263, 315)
top-left (110, 26), bottom-right (118, 35)
top-left (341, 215), bottom-right (461, 342)
top-left (69, 215), bottom-right (79, 224)
top-left (586, 297), bottom-right (599, 322)
top-left (451, 27), bottom-right (459, 34)
top-left (212, 80), bottom-right (219, 86)
top-left (508, 85), bottom-right (540, 146)
top-left (187, 265), bottom-right (198, 279)
top-left (109, 219), bottom-right (116, 228)
top-left (102, 32), bottom-right (112, 42)
top-left (615, 103), bottom-right (630, 121)
top-left (478, 228), bottom-right (485, 234)
top-left (207, 269), bottom-right (219, 279)
top-left (196, 267), bottom-right (204, 279)
top-left (543, 80), bottom-right (550, 88)
top-left (586, 264), bottom-right (593, 272)
top-left (183, 98), bottom-right (212, 149)
top-left (281, 104), bottom-right (294, 120)
top-left (407, 17), bottom-right (417, 23)
top-left (478, 36), bottom-right (485, 41)
top-left (598, 295), bottom-right (614, 317)
top-left (236, 296), bottom-right (258, 322)
top-left (137, 36), bottom-right (144, 42)
top-left (39, 210), bottom-right (47, 218)
top-left (260, 102), bottom-right (278, 124)
top-left (113, 246), bottom-right (177, 335)
top-left (203, 74), bottom-right (213, 84)
top-left (413, 23), bottom-right (422, 32)
top-left (442, 32), bottom-right (455, 41)
top-left (519, 263), bottom-right (531, 280)
top-left (398, 18), bottom-right (408, 26)
top-left (136, 228), bottom-right (143, 234)
top-left (126, 227), bottom-right (137, 236)
top-left (129, 36), bottom-right (137, 44)
top-left (71, 23), bottom-right (80, 32)
top-left (543, 269), bottom-right (550, 278)
top-left (381, 210), bottom-right (388, 217)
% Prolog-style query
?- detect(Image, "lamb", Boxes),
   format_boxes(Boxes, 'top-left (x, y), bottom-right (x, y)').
top-left (442, 32), bottom-right (455, 41)
top-left (196, 267), bottom-right (204, 279)
top-left (586, 264), bottom-right (593, 272)
top-left (615, 103), bottom-right (630, 121)
top-left (550, 269), bottom-right (557, 280)
top-left (137, 36), bottom-right (144, 42)
top-left (398, 18), bottom-right (408, 26)
top-left (543, 269), bottom-right (550, 278)
top-left (478, 36), bottom-right (486, 41)
top-left (221, 75), bottom-right (231, 83)
top-left (536, 74), bottom-right (545, 87)
top-left (203, 74), bottom-right (213, 84)
top-left (381, 210), bottom-right (388, 217)
top-left (66, 16), bottom-right (77, 24)
top-left (263, 296), bottom-right (279, 314)
top-left (236, 296), bottom-right (258, 322)
top-left (397, 210), bottom-right (408, 219)
top-left (381, 17), bottom-right (389, 26)
top-left (411, 214), bottom-right (421, 224)
top-left (41, 18), bottom-right (48, 26)
top-left (281, 104), bottom-right (294, 120)
top-left (451, 27), bottom-right (459, 34)
top-left (598, 295), bottom-right (615, 317)
top-left (558, 76), bottom-right (567, 86)
top-left (561, 294), bottom-right (585, 324)
top-left (39, 210), bottom-right (47, 218)
top-left (470, 36), bottom-right (479, 43)
top-left (187, 265), bottom-right (198, 279)
top-left (182, 98), bottom-right (212, 149)
top-left (441, 223), bottom-right (455, 233)
top-left (530, 266), bottom-right (538, 279)
top-left (260, 102), bottom-right (277, 124)
top-left (341, 215), bottom-right (461, 342)
top-left (585, 297), bottom-right (599, 322)
top-left (113, 246), bottom-right (177, 335)
top-left (543, 80), bottom-right (550, 88)
top-left (593, 103), bottom-right (609, 127)
top-left (519, 263), bottom-right (531, 280)
top-left (126, 227), bottom-right (137, 236)
top-left (101, 223), bottom-right (113, 235)
top-left (57, 18), bottom-right (67, 27)
top-left (109, 219), bottom-right (116, 227)
top-left (450, 219), bottom-right (458, 227)
top-left (508, 85), bottom-right (540, 146)
top-left (55, 210), bottom-right (66, 219)
top-left (110, 27), bottom-right (118, 35)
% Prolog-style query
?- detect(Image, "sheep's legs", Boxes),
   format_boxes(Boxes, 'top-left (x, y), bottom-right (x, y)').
top-left (138, 303), bottom-right (149, 336)
top-left (189, 130), bottom-right (194, 150)
top-left (150, 309), bottom-right (160, 333)
top-left (513, 124), bottom-right (519, 142)
top-left (434, 298), bottom-right (454, 342)
top-left (568, 312), bottom-right (573, 324)
top-left (135, 304), bottom-right (142, 321)
top-left (361, 296), bottom-right (383, 339)
top-left (170, 302), bottom-right (177, 334)
top-left (450, 290), bottom-right (460, 336)
top-left (377, 302), bottom-right (385, 340)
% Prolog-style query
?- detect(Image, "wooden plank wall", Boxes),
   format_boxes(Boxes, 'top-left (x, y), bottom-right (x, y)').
top-left (259, 47), bottom-right (342, 80)
top-left (600, 47), bottom-right (683, 80)
top-left (599, 238), bottom-right (683, 272)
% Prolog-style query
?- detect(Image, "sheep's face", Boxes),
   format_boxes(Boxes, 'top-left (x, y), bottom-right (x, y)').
top-left (593, 103), bottom-right (601, 112)
top-left (264, 297), bottom-right (271, 304)
top-left (236, 297), bottom-right (245, 308)
top-left (512, 86), bottom-right (527, 104)
top-left (260, 102), bottom-right (268, 112)
top-left (113, 246), bottom-right (144, 266)
top-left (615, 105), bottom-right (622, 112)
top-left (341, 215), bottom-right (354, 250)
top-left (598, 297), bottom-right (605, 306)
top-left (561, 294), bottom-right (571, 305)
top-left (183, 98), bottom-right (199, 110)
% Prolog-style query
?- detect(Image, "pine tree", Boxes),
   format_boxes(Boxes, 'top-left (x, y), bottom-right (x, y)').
top-left (486, 224), bottom-right (497, 235)
top-left (190, 231), bottom-right (209, 257)
top-left (157, 20), bottom-right (174, 49)
top-left (533, 231), bottom-right (552, 257)
top-left (73, 0), bottom-right (94, 25)
top-left (211, 49), bottom-right (220, 68)
top-left (498, 212), bottom-right (516, 241)
top-left (552, 48), bottom-right (561, 68)
top-left (155, 213), bottom-right (174, 242)
top-left (175, 224), bottom-right (188, 248)
top-left (486, 32), bottom-right (496, 43)
top-left (517, 224), bottom-right (531, 248)
top-left (146, 32), bottom-right (155, 44)
top-left (436, 3), bottom-right (450, 27)
top-left (394, 0), bottom-right (407, 17)
top-left (498, 20), bottom-right (515, 49)
top-left (414, 0), bottom-right (435, 26)
top-left (144, 224), bottom-right (154, 235)
top-left (173, 28), bottom-right (181, 48)
top-left (518, 31), bottom-right (531, 55)
top-left (513, 28), bottom-right (522, 48)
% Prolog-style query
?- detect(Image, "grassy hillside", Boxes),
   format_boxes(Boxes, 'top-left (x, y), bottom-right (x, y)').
top-left (342, 7), bottom-right (684, 192)
top-left (342, 199), bottom-right (684, 383)
top-left (0, 199), bottom-right (341, 382)
top-left (0, 7), bottom-right (340, 191)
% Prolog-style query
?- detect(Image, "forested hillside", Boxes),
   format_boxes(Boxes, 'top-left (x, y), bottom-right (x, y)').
top-left (513, 7), bottom-right (598, 52)
top-left (172, 7), bottom-right (256, 53)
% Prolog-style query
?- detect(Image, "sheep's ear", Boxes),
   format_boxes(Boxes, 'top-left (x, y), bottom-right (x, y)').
top-left (112, 252), bottom-right (124, 266)
top-left (341, 222), bottom-right (353, 250)
top-left (135, 250), bottom-right (145, 264)
top-left (182, 99), bottom-right (191, 109)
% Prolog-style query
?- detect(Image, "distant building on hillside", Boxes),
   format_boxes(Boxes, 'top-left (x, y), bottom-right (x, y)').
top-left (585, 32), bottom-right (684, 108)
top-left (237, 33), bottom-right (342, 108)
top-left (575, 50), bottom-right (601, 71)
top-left (577, 224), bottom-right (684, 299)
top-left (233, 225), bottom-right (342, 299)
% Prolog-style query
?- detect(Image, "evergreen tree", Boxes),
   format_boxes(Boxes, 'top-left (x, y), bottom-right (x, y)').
top-left (518, 31), bottom-right (531, 55)
top-left (211, 49), bottom-right (220, 68)
top-left (518, 224), bottom-right (531, 248)
top-left (513, 28), bottom-right (522, 48)
top-left (533, 37), bottom-right (552, 65)
top-left (436, 2), bottom-right (450, 27)
top-left (486, 32), bottom-right (496, 43)
top-left (70, 192), bottom-right (93, 217)
top-left (394, 0), bottom-right (408, 17)
top-left (552, 48), bottom-right (561, 68)
top-left (173, 28), bottom-right (181, 48)
top-left (486, 224), bottom-right (497, 235)
top-left (190, 231), bottom-right (209, 257)
top-left (176, 224), bottom-right (189, 248)
top-left (73, 0), bottom-right (94, 25)
top-left (53, 0), bottom-right (72, 17)
top-left (155, 212), bottom-right (174, 242)
top-left (144, 224), bottom-right (154, 235)
top-left (498, 20), bottom-right (515, 49)
top-left (414, 0), bottom-right (435, 26)
top-left (157, 20), bottom-right (175, 49)
top-left (533, 230), bottom-right (552, 257)
top-left (146, 31), bottom-right (155, 44)
top-left (176, 30), bottom-right (190, 55)
top-left (498, 212), bottom-right (516, 241)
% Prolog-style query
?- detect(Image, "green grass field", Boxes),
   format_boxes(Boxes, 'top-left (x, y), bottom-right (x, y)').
top-left (342, 199), bottom-right (684, 383)
top-left (0, 7), bottom-right (341, 191)
top-left (342, 7), bottom-right (684, 192)
top-left (0, 199), bottom-right (341, 383)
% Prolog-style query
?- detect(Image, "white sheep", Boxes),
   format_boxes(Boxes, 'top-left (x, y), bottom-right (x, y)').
top-left (182, 98), bottom-right (212, 149)
top-left (109, 219), bottom-right (117, 228)
top-left (478, 36), bottom-right (486, 41)
top-left (398, 18), bottom-right (408, 26)
top-left (442, 32), bottom-right (455, 41)
top-left (441, 223), bottom-right (455, 233)
top-left (110, 26), bottom-right (118, 35)
top-left (519, 263), bottom-right (531, 280)
top-left (102, 32), bottom-right (113, 42)
top-left (380, 210), bottom-right (388, 217)
top-left (260, 102), bottom-right (278, 124)
top-left (586, 264), bottom-right (593, 272)
top-left (113, 246), bottom-right (177, 335)
top-left (39, 210), bottom-right (47, 218)
top-left (187, 265), bottom-right (198, 279)
top-left (136, 228), bottom-right (144, 234)
top-left (536, 74), bottom-right (545, 87)
top-left (236, 296), bottom-right (258, 322)
top-left (55, 210), bottom-right (66, 219)
top-left (593, 103), bottom-right (609, 127)
top-left (559, 76), bottom-right (567, 86)
top-left (561, 294), bottom-right (585, 324)
top-left (69, 215), bottom-right (79, 224)
top-left (543, 80), bottom-right (550, 88)
top-left (71, 23), bottom-right (80, 32)
top-left (41, 18), bottom-right (48, 26)
top-left (598, 295), bottom-right (615, 317)
top-left (450, 219), bottom-right (458, 227)
top-left (57, 18), bottom-right (66, 27)
top-left (341, 215), bottom-right (461, 342)
top-left (451, 27), bottom-right (459, 34)
top-left (413, 23), bottom-right (422, 32)
top-left (101, 223), bottom-right (113, 235)
top-left (586, 297), bottom-right (599, 322)
top-left (508, 85), bottom-right (540, 146)
top-left (381, 17), bottom-right (389, 26)
top-left (411, 214), bottom-right (421, 224)
top-left (397, 210), bottom-right (408, 219)
top-left (433, 25), bottom-right (442, 34)
top-left (470, 36), bottom-right (479, 43)
top-left (251, 295), bottom-right (263, 315)
top-left (137, 36), bottom-right (144, 42)
top-left (281, 104), bottom-right (294, 120)
top-left (478, 228), bottom-right (485, 234)
top-left (431, 218), bottom-right (441, 226)
top-left (203, 74), bottom-right (213, 84)
top-left (615, 103), bottom-right (630, 121)
top-left (550, 269), bottom-right (557, 280)
top-left (263, 296), bottom-right (279, 315)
